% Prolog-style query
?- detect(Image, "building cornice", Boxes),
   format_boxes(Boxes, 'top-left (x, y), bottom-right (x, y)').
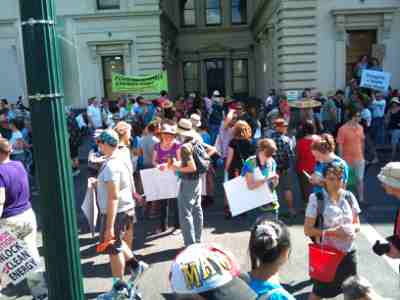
top-left (178, 25), bottom-right (250, 35)
top-left (69, 10), bottom-right (161, 21)
top-left (331, 7), bottom-right (399, 16)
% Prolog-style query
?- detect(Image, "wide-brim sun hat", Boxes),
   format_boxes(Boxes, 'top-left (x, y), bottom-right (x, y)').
top-left (213, 90), bottom-right (221, 97)
top-left (169, 244), bottom-right (257, 300)
top-left (177, 118), bottom-right (198, 138)
top-left (378, 162), bottom-right (400, 189)
top-left (160, 123), bottom-right (177, 135)
top-left (288, 98), bottom-right (322, 109)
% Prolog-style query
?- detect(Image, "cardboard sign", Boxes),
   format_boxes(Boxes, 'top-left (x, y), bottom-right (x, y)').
top-left (223, 174), bottom-right (274, 217)
top-left (0, 229), bottom-right (40, 284)
top-left (141, 168), bottom-right (179, 201)
top-left (140, 168), bottom-right (208, 201)
top-left (360, 69), bottom-right (391, 92)
top-left (81, 186), bottom-right (99, 238)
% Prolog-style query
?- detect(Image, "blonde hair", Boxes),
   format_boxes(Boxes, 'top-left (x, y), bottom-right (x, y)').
top-left (257, 138), bottom-right (277, 157)
top-left (232, 120), bottom-right (252, 140)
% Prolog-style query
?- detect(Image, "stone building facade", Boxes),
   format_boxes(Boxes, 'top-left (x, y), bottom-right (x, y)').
top-left (0, 0), bottom-right (399, 107)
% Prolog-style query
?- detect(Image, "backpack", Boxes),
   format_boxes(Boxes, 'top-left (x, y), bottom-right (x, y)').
top-left (208, 103), bottom-right (223, 125)
top-left (312, 191), bottom-right (354, 242)
top-left (191, 141), bottom-right (211, 175)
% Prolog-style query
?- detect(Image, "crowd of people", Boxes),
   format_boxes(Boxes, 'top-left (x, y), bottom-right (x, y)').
top-left (1, 70), bottom-right (400, 299)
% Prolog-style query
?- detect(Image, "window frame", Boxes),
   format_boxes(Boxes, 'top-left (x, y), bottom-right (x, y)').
top-left (206, 0), bottom-right (222, 26)
top-left (183, 61), bottom-right (200, 94)
top-left (97, 0), bottom-right (120, 10)
top-left (231, 0), bottom-right (247, 25)
top-left (180, 0), bottom-right (196, 27)
top-left (232, 59), bottom-right (249, 97)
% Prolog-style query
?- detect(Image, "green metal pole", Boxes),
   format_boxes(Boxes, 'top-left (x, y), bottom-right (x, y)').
top-left (19, 1), bottom-right (85, 299)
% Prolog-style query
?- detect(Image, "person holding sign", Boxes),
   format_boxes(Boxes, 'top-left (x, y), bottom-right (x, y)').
top-left (152, 123), bottom-right (181, 234)
top-left (0, 138), bottom-right (47, 299)
top-left (241, 138), bottom-right (279, 224)
top-left (91, 130), bottom-right (148, 294)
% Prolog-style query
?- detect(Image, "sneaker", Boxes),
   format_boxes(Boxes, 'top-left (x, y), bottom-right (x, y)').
top-left (129, 261), bottom-right (149, 285)
top-left (97, 280), bottom-right (130, 300)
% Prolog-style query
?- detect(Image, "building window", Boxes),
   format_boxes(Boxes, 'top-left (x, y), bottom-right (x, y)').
top-left (206, 0), bottom-right (222, 26)
top-left (97, 0), bottom-right (120, 10)
top-left (232, 0), bottom-right (247, 24)
top-left (233, 59), bottom-right (248, 98)
top-left (183, 62), bottom-right (199, 94)
top-left (102, 55), bottom-right (124, 100)
top-left (180, 0), bottom-right (196, 27)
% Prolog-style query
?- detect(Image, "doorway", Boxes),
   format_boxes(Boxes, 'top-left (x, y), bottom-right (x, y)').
top-left (346, 30), bottom-right (377, 82)
top-left (206, 59), bottom-right (225, 97)
top-left (102, 55), bottom-right (124, 100)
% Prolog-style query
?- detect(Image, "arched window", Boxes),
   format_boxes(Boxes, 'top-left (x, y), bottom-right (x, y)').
top-left (180, 0), bottom-right (196, 27)
top-left (232, 0), bottom-right (247, 24)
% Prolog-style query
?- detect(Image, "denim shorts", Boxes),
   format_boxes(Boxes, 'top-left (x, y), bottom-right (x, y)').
top-left (391, 129), bottom-right (400, 146)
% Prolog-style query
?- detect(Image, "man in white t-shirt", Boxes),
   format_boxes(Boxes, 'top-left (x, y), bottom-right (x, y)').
top-left (86, 97), bottom-right (103, 129)
top-left (370, 91), bottom-right (386, 145)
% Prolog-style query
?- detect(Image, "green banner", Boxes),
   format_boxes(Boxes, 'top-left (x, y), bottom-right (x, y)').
top-left (112, 71), bottom-right (168, 93)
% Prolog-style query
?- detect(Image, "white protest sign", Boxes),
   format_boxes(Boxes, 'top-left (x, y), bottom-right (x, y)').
top-left (140, 168), bottom-right (208, 201)
top-left (223, 174), bottom-right (274, 217)
top-left (0, 229), bottom-right (40, 284)
top-left (360, 69), bottom-right (391, 92)
top-left (81, 185), bottom-right (99, 238)
top-left (286, 90), bottom-right (299, 101)
top-left (141, 168), bottom-right (179, 201)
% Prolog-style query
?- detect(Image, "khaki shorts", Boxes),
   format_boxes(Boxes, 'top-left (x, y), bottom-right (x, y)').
top-left (99, 209), bottom-right (136, 254)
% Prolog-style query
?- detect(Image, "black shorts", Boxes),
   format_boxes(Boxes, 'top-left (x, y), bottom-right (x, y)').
top-left (312, 250), bottom-right (357, 298)
top-left (99, 209), bottom-right (136, 255)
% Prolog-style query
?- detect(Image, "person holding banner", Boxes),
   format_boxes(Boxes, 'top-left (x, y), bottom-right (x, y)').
top-left (152, 123), bottom-right (181, 234)
top-left (241, 138), bottom-right (279, 224)
top-left (0, 138), bottom-right (48, 299)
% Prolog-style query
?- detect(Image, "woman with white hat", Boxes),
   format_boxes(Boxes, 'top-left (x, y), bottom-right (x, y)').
top-left (152, 122), bottom-right (181, 233)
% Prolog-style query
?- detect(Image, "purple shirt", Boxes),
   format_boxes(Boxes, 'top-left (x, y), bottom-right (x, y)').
top-left (0, 160), bottom-right (31, 218)
top-left (154, 142), bottom-right (180, 164)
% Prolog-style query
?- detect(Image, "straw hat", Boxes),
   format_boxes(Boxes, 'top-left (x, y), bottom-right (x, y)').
top-left (288, 98), bottom-right (321, 109)
top-left (378, 162), bottom-right (400, 189)
top-left (177, 118), bottom-right (198, 139)
top-left (160, 123), bottom-right (177, 135)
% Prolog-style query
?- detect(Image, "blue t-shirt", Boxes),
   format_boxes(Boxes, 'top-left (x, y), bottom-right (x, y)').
top-left (250, 279), bottom-right (295, 300)
top-left (313, 155), bottom-right (349, 193)
top-left (0, 160), bottom-right (31, 218)
top-left (201, 131), bottom-right (211, 145)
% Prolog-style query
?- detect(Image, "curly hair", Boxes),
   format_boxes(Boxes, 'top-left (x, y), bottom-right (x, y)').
top-left (232, 120), bottom-right (252, 140)
top-left (311, 133), bottom-right (335, 154)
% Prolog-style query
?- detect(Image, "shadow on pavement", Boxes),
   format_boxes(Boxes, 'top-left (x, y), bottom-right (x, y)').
top-left (81, 261), bottom-right (109, 279)
top-left (142, 248), bottom-right (183, 265)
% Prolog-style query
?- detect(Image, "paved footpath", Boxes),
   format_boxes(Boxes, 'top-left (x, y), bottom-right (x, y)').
top-left (2, 157), bottom-right (400, 299)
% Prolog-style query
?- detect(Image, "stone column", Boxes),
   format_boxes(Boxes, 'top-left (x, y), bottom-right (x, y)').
top-left (334, 14), bottom-right (346, 89)
top-left (225, 55), bottom-right (232, 97)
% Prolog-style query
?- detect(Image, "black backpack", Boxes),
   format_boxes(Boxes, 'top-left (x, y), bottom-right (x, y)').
top-left (191, 141), bottom-right (211, 175)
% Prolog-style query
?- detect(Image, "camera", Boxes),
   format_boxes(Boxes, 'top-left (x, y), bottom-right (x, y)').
top-left (372, 240), bottom-right (391, 256)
